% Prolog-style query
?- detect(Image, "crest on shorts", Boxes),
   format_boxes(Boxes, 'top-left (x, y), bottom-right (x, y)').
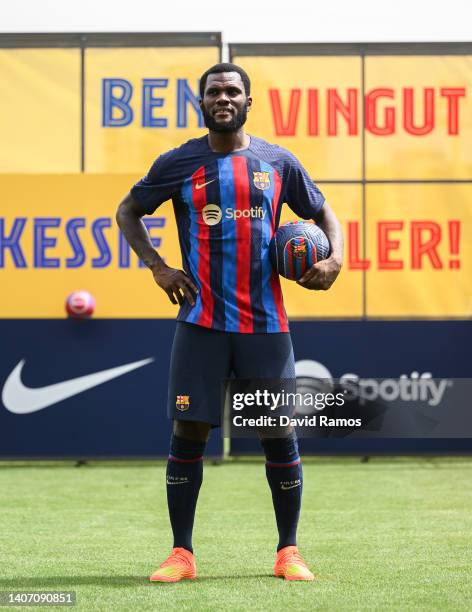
top-left (253, 171), bottom-right (270, 190)
top-left (176, 395), bottom-right (190, 411)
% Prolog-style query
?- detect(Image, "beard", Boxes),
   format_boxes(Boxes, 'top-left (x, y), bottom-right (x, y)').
top-left (202, 103), bottom-right (249, 133)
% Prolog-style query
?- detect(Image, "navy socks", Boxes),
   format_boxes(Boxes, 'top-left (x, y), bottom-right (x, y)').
top-left (166, 434), bottom-right (206, 553)
top-left (166, 433), bottom-right (301, 553)
top-left (261, 433), bottom-right (303, 551)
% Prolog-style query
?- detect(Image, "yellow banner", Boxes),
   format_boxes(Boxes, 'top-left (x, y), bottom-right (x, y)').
top-left (1, 176), bottom-right (470, 318)
top-left (0, 175), bottom-right (363, 318)
top-left (232, 55), bottom-right (362, 181)
top-left (0, 49), bottom-right (81, 173)
top-left (1, 47), bottom-right (471, 319)
top-left (2, 50), bottom-right (471, 180)
top-left (365, 183), bottom-right (472, 316)
top-left (365, 56), bottom-right (472, 179)
top-left (85, 47), bottom-right (219, 172)
top-left (233, 54), bottom-right (472, 181)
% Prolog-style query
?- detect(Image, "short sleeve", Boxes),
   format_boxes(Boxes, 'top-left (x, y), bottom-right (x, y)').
top-left (283, 151), bottom-right (325, 220)
top-left (130, 148), bottom-right (180, 215)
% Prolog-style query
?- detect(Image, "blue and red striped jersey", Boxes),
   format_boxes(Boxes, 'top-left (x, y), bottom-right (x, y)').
top-left (131, 135), bottom-right (325, 334)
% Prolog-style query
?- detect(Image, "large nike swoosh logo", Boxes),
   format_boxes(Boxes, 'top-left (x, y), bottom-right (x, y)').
top-left (2, 357), bottom-right (154, 414)
top-left (281, 483), bottom-right (301, 490)
top-left (195, 179), bottom-right (215, 190)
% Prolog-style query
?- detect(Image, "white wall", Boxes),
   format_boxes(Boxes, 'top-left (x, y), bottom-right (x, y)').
top-left (0, 0), bottom-right (471, 44)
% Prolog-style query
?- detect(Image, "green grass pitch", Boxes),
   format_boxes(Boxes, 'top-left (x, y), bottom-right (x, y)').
top-left (1, 458), bottom-right (471, 611)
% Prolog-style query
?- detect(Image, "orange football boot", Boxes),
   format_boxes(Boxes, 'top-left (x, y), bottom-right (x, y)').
top-left (274, 546), bottom-right (315, 581)
top-left (149, 547), bottom-right (197, 582)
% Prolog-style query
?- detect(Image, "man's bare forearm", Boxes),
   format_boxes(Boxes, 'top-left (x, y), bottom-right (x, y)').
top-left (116, 193), bottom-right (198, 306)
top-left (116, 194), bottom-right (165, 271)
top-left (297, 201), bottom-right (343, 290)
top-left (314, 202), bottom-right (344, 266)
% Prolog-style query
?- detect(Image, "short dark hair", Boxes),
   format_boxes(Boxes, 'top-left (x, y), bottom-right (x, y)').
top-left (199, 62), bottom-right (251, 98)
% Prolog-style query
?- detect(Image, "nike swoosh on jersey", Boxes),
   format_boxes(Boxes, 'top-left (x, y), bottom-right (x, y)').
top-left (280, 483), bottom-right (301, 490)
top-left (195, 179), bottom-right (216, 190)
top-left (2, 357), bottom-right (154, 414)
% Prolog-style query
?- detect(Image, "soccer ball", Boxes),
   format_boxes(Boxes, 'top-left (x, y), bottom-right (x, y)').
top-left (269, 221), bottom-right (330, 280)
top-left (65, 290), bottom-right (95, 319)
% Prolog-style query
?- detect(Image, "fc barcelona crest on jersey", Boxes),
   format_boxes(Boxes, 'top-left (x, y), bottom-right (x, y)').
top-left (253, 171), bottom-right (270, 190)
top-left (176, 395), bottom-right (190, 411)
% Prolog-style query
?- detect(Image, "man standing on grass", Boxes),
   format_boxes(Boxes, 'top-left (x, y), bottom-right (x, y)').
top-left (116, 62), bottom-right (343, 582)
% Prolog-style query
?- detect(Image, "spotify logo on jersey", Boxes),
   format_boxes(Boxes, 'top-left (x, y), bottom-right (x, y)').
top-left (202, 204), bottom-right (222, 226)
top-left (202, 204), bottom-right (267, 226)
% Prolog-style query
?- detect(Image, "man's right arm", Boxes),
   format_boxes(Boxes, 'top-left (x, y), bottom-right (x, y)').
top-left (116, 192), bottom-right (198, 306)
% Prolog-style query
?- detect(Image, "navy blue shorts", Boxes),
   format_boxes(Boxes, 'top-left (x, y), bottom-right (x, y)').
top-left (167, 322), bottom-right (296, 427)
